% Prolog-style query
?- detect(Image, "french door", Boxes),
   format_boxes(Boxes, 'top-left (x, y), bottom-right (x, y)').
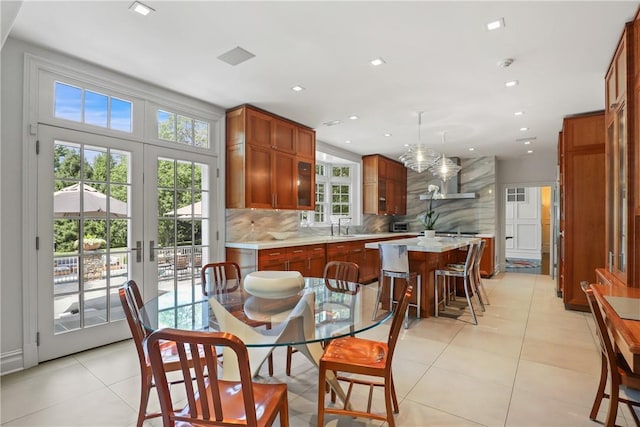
top-left (36, 125), bottom-right (216, 362)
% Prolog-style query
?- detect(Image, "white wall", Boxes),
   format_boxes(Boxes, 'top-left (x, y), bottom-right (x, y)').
top-left (1, 37), bottom-right (225, 373)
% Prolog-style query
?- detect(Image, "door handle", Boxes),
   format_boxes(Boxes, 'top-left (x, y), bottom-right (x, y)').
top-left (149, 240), bottom-right (159, 262)
top-left (130, 241), bottom-right (143, 263)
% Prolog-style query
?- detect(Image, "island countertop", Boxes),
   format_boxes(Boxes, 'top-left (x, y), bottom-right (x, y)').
top-left (225, 232), bottom-right (416, 250)
top-left (363, 236), bottom-right (480, 253)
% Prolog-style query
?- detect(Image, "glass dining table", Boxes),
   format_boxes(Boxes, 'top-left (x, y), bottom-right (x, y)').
top-left (140, 277), bottom-right (392, 402)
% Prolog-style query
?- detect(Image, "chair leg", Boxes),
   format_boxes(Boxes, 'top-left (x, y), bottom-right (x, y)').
top-left (372, 275), bottom-right (384, 321)
top-left (268, 353), bottom-right (274, 376)
top-left (434, 273), bottom-right (440, 317)
top-left (590, 355), bottom-right (608, 420)
top-left (389, 372), bottom-right (399, 413)
top-left (286, 346), bottom-right (293, 376)
top-left (472, 272), bottom-right (486, 312)
top-left (463, 276), bottom-right (478, 325)
top-left (317, 363), bottom-right (327, 427)
top-left (605, 377), bottom-right (620, 427)
top-left (137, 372), bottom-right (152, 427)
top-left (384, 373), bottom-right (396, 427)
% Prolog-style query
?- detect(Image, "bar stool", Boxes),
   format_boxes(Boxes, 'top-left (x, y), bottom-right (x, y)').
top-left (472, 239), bottom-right (490, 307)
top-left (434, 241), bottom-right (479, 325)
top-left (373, 244), bottom-right (421, 328)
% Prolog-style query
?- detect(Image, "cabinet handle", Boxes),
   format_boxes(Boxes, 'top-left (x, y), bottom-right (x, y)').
top-left (269, 252), bottom-right (282, 256)
top-left (292, 249), bottom-right (304, 253)
top-left (313, 247), bottom-right (323, 251)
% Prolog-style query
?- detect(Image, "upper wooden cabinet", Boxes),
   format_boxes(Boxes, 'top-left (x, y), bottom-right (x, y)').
top-left (226, 105), bottom-right (316, 210)
top-left (362, 154), bottom-right (407, 215)
top-left (604, 20), bottom-right (637, 286)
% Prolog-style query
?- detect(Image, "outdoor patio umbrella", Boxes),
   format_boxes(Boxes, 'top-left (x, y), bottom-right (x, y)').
top-left (166, 200), bottom-right (202, 218)
top-left (54, 183), bottom-right (128, 218)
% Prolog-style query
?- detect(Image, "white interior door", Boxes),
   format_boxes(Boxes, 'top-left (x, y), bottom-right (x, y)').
top-left (505, 186), bottom-right (542, 260)
top-left (37, 125), bottom-right (143, 361)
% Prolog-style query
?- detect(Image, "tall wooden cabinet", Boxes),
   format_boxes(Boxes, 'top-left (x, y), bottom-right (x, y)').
top-left (226, 105), bottom-right (315, 210)
top-left (558, 111), bottom-right (606, 310)
top-left (363, 154), bottom-right (407, 215)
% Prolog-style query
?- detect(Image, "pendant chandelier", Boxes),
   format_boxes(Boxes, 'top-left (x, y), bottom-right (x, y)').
top-left (399, 112), bottom-right (438, 173)
top-left (428, 132), bottom-right (461, 181)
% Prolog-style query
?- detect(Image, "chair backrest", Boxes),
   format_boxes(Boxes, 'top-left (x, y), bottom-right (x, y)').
top-left (462, 241), bottom-right (479, 273)
top-left (582, 283), bottom-right (619, 378)
top-left (386, 282), bottom-right (413, 366)
top-left (118, 280), bottom-right (149, 370)
top-left (147, 328), bottom-right (258, 426)
top-left (201, 262), bottom-right (242, 296)
top-left (323, 261), bottom-right (359, 293)
top-left (473, 239), bottom-right (485, 271)
top-left (379, 244), bottom-right (410, 274)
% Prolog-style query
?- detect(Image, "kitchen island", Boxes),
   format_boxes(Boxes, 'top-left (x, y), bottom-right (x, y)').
top-left (364, 236), bottom-right (480, 318)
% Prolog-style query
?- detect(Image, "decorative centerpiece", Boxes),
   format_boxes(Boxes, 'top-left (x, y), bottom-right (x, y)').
top-left (419, 184), bottom-right (440, 238)
top-left (74, 236), bottom-right (106, 251)
top-left (243, 270), bottom-right (305, 299)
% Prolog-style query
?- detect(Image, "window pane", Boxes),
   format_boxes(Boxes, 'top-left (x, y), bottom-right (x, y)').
top-left (316, 164), bottom-right (325, 175)
top-left (84, 90), bottom-right (108, 128)
top-left (111, 97), bottom-right (132, 132)
top-left (177, 115), bottom-right (193, 144)
top-left (158, 110), bottom-right (176, 141)
top-left (194, 120), bottom-right (209, 148)
top-left (54, 82), bottom-right (82, 122)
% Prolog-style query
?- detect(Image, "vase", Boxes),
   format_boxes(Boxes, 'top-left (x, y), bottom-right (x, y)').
top-left (424, 229), bottom-right (436, 238)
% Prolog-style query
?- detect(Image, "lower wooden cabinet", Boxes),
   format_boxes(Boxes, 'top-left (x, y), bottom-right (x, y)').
top-left (227, 244), bottom-right (326, 279)
top-left (479, 236), bottom-right (495, 278)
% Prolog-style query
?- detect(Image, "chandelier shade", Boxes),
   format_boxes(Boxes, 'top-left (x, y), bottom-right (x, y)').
top-left (428, 153), bottom-right (461, 182)
top-left (399, 144), bottom-right (439, 173)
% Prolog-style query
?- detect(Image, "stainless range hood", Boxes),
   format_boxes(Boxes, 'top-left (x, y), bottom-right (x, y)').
top-left (418, 158), bottom-right (477, 200)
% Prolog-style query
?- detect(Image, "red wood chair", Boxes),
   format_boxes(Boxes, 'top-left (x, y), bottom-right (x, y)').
top-left (582, 282), bottom-right (640, 427)
top-left (286, 261), bottom-right (359, 376)
top-left (317, 283), bottom-right (413, 427)
top-left (119, 280), bottom-right (203, 427)
top-left (147, 327), bottom-right (289, 427)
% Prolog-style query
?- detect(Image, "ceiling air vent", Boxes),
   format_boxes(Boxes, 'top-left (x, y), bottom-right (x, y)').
top-left (217, 46), bottom-right (256, 66)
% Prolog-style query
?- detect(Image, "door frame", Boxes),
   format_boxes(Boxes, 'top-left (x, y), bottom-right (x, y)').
top-left (499, 181), bottom-right (557, 275)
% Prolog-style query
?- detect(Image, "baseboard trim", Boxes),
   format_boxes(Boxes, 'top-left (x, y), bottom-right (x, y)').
top-left (1, 349), bottom-right (24, 375)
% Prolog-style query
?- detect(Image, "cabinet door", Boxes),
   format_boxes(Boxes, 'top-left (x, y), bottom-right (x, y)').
top-left (479, 237), bottom-right (495, 278)
top-left (327, 243), bottom-right (349, 262)
top-left (287, 246), bottom-right (308, 274)
top-left (247, 108), bottom-right (272, 148)
top-left (258, 248), bottom-right (288, 271)
top-left (387, 180), bottom-right (398, 214)
top-left (273, 119), bottom-right (296, 154)
top-left (363, 182), bottom-right (378, 214)
top-left (307, 244), bottom-right (326, 277)
top-left (297, 127), bottom-right (315, 160)
top-left (246, 144), bottom-right (273, 209)
top-left (348, 243), bottom-right (366, 274)
top-left (361, 247), bottom-right (380, 283)
top-left (297, 160), bottom-right (314, 210)
top-left (273, 152), bottom-right (297, 209)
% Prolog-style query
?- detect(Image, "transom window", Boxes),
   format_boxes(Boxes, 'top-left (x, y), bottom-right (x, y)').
top-left (157, 110), bottom-right (210, 148)
top-left (54, 81), bottom-right (132, 133)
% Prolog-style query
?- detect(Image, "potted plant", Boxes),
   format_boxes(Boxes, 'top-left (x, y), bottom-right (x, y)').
top-left (74, 235), bottom-right (106, 251)
top-left (419, 184), bottom-right (440, 238)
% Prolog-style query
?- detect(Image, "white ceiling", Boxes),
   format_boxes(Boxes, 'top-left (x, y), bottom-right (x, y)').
top-left (7, 1), bottom-right (639, 161)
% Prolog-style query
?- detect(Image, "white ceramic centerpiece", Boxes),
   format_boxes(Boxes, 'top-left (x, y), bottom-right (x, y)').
top-left (243, 270), bottom-right (305, 299)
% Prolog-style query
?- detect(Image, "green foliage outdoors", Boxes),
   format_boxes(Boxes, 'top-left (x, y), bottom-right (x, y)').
top-left (54, 142), bottom-right (202, 254)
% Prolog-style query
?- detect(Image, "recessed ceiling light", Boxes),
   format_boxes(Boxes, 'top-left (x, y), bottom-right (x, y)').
top-left (129, 1), bottom-right (154, 16)
top-left (514, 111), bottom-right (524, 116)
top-left (520, 127), bottom-right (529, 132)
top-left (469, 148), bottom-right (475, 152)
top-left (486, 18), bottom-right (505, 31)
top-left (323, 120), bottom-right (342, 126)
top-left (403, 143), bottom-right (409, 147)
top-left (370, 57), bottom-right (386, 66)
top-left (516, 136), bottom-right (536, 142)
top-left (291, 85), bottom-right (305, 92)
top-left (384, 133), bottom-right (392, 137)
top-left (348, 115), bottom-right (359, 120)
top-left (345, 140), bottom-right (352, 144)
top-left (527, 150), bottom-right (534, 154)
top-left (505, 80), bottom-right (519, 88)
top-left (524, 140), bottom-right (532, 145)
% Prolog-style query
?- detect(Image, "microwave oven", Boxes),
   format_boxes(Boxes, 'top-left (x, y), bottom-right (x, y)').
top-left (390, 221), bottom-right (409, 232)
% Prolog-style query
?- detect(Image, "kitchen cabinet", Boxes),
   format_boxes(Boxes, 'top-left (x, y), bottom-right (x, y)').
top-left (227, 244), bottom-right (326, 279)
top-left (479, 236), bottom-right (495, 278)
top-left (558, 111), bottom-right (606, 311)
top-left (226, 105), bottom-right (315, 210)
top-left (362, 154), bottom-right (407, 215)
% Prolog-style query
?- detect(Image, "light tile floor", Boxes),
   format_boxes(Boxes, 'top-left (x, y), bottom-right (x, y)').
top-left (2, 272), bottom-right (639, 426)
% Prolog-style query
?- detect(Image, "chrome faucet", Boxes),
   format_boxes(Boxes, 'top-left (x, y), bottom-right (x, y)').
top-left (338, 217), bottom-right (352, 236)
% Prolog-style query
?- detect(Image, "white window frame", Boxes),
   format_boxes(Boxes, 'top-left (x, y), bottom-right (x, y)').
top-left (302, 160), bottom-right (358, 226)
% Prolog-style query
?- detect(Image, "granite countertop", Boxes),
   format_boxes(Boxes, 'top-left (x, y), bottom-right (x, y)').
top-left (225, 232), bottom-right (417, 250)
top-left (363, 236), bottom-right (480, 253)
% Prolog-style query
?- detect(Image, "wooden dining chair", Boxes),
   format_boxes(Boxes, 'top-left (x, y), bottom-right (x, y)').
top-left (317, 283), bottom-right (413, 427)
top-left (201, 262), bottom-right (274, 376)
top-left (119, 280), bottom-right (203, 427)
top-left (285, 261), bottom-right (360, 376)
top-left (147, 327), bottom-right (289, 427)
top-left (582, 282), bottom-right (640, 427)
